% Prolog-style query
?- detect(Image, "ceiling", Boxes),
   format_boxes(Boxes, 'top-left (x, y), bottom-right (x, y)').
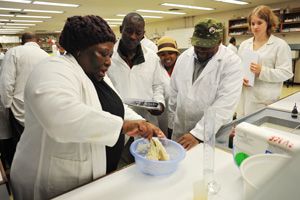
top-left (0, 0), bottom-right (292, 35)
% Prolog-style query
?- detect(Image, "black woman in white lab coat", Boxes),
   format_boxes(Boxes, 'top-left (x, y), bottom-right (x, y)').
top-left (10, 15), bottom-right (165, 200)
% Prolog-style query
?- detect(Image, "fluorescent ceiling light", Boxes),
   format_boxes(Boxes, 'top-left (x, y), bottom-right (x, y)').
top-left (23, 9), bottom-right (64, 14)
top-left (0, 28), bottom-right (24, 31)
top-left (136, 9), bottom-right (186, 15)
top-left (16, 15), bottom-right (52, 18)
top-left (54, 30), bottom-right (61, 33)
top-left (2, 26), bottom-right (29, 28)
top-left (0, 23), bottom-right (4, 25)
top-left (0, 0), bottom-right (31, 3)
top-left (213, 0), bottom-right (249, 5)
top-left (0, 7), bottom-right (22, 11)
top-left (0, 32), bottom-right (20, 34)
top-left (6, 23), bottom-right (36, 26)
top-left (0, 19), bottom-right (9, 21)
top-left (104, 18), bottom-right (123, 21)
top-left (33, 1), bottom-right (79, 7)
top-left (0, 14), bottom-right (14, 17)
top-left (11, 19), bottom-right (43, 22)
top-left (109, 25), bottom-right (118, 27)
top-left (161, 3), bottom-right (214, 10)
top-left (116, 14), bottom-right (163, 19)
top-left (108, 22), bottom-right (122, 25)
top-left (142, 16), bottom-right (163, 18)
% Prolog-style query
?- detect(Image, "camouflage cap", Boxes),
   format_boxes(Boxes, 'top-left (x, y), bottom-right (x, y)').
top-left (191, 18), bottom-right (223, 48)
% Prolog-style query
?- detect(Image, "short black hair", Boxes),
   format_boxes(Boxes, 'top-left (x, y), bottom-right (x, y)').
top-left (121, 12), bottom-right (144, 28)
top-left (59, 15), bottom-right (116, 55)
top-left (229, 37), bottom-right (236, 44)
top-left (21, 32), bottom-right (38, 45)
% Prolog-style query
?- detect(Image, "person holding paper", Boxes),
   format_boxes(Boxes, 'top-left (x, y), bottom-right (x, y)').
top-left (168, 18), bottom-right (243, 150)
top-left (237, 5), bottom-right (293, 118)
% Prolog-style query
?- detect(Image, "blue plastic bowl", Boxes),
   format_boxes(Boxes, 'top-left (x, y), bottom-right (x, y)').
top-left (130, 137), bottom-right (186, 176)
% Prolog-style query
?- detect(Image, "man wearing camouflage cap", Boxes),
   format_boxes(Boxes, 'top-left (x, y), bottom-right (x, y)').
top-left (168, 18), bottom-right (243, 150)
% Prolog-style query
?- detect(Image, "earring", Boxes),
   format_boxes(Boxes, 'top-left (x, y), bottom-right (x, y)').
top-left (77, 51), bottom-right (80, 57)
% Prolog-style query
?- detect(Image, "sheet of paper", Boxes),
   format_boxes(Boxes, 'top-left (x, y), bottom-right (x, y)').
top-left (123, 98), bottom-right (160, 110)
top-left (243, 49), bottom-right (260, 87)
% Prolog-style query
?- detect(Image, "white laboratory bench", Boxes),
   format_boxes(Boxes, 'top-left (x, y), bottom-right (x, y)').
top-left (52, 144), bottom-right (243, 200)
top-left (268, 91), bottom-right (300, 111)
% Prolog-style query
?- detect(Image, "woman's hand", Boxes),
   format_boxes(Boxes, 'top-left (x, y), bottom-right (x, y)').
top-left (147, 122), bottom-right (166, 138)
top-left (250, 62), bottom-right (262, 76)
top-left (243, 77), bottom-right (251, 87)
top-left (122, 120), bottom-right (153, 141)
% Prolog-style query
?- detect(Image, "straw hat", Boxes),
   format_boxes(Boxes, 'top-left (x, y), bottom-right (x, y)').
top-left (157, 36), bottom-right (181, 55)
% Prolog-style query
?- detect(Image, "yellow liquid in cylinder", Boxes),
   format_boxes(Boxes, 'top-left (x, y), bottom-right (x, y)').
top-left (193, 180), bottom-right (208, 200)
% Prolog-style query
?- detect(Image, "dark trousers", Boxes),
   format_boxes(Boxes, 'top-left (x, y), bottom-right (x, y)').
top-left (8, 108), bottom-right (24, 165)
top-left (120, 137), bottom-right (135, 164)
top-left (0, 138), bottom-right (14, 169)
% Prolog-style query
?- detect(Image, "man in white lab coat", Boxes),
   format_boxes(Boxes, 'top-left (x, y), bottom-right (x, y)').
top-left (0, 32), bottom-right (49, 165)
top-left (107, 13), bottom-right (165, 127)
top-left (227, 37), bottom-right (238, 54)
top-left (141, 35), bottom-right (158, 52)
top-left (169, 18), bottom-right (243, 150)
top-left (107, 12), bottom-right (165, 163)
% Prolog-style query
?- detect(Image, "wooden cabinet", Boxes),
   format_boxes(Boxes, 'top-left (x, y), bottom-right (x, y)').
top-left (1, 43), bottom-right (20, 51)
top-left (228, 10), bottom-right (300, 36)
top-left (39, 42), bottom-right (53, 53)
top-left (280, 11), bottom-right (300, 33)
top-left (228, 18), bottom-right (249, 36)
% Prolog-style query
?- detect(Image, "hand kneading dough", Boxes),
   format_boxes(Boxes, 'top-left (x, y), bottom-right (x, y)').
top-left (146, 138), bottom-right (170, 161)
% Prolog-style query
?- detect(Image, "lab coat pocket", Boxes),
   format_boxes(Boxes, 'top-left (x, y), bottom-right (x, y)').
top-left (47, 156), bottom-right (92, 197)
top-left (198, 85), bottom-right (218, 107)
top-left (252, 81), bottom-right (278, 104)
top-left (134, 70), bottom-right (153, 97)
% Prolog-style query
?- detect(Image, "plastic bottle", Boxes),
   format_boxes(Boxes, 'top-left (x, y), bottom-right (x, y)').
top-left (228, 120), bottom-right (236, 148)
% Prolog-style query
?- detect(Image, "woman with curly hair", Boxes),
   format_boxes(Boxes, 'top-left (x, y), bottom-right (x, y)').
top-left (10, 15), bottom-right (164, 200)
top-left (237, 5), bottom-right (293, 118)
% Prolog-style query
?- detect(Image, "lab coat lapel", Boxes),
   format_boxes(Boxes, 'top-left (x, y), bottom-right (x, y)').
top-left (67, 54), bottom-right (101, 109)
top-left (194, 45), bottom-right (223, 84)
top-left (185, 49), bottom-right (196, 87)
top-left (65, 54), bottom-right (106, 178)
top-left (196, 58), bottom-right (218, 83)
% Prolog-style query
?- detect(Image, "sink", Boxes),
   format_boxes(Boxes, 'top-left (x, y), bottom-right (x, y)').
top-left (215, 107), bottom-right (300, 152)
top-left (253, 116), bottom-right (300, 133)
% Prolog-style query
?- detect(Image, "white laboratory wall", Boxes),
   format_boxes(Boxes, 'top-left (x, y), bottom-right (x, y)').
top-left (142, 0), bottom-right (300, 46)
top-left (111, 0), bottom-right (300, 83)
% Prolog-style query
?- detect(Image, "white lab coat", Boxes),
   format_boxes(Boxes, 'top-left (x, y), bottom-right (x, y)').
top-left (227, 43), bottom-right (238, 54)
top-left (157, 62), bottom-right (171, 135)
top-left (237, 35), bottom-right (293, 118)
top-left (169, 45), bottom-right (243, 141)
top-left (141, 36), bottom-right (158, 52)
top-left (0, 42), bottom-right (49, 126)
top-left (10, 54), bottom-right (144, 200)
top-left (107, 40), bottom-right (165, 126)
